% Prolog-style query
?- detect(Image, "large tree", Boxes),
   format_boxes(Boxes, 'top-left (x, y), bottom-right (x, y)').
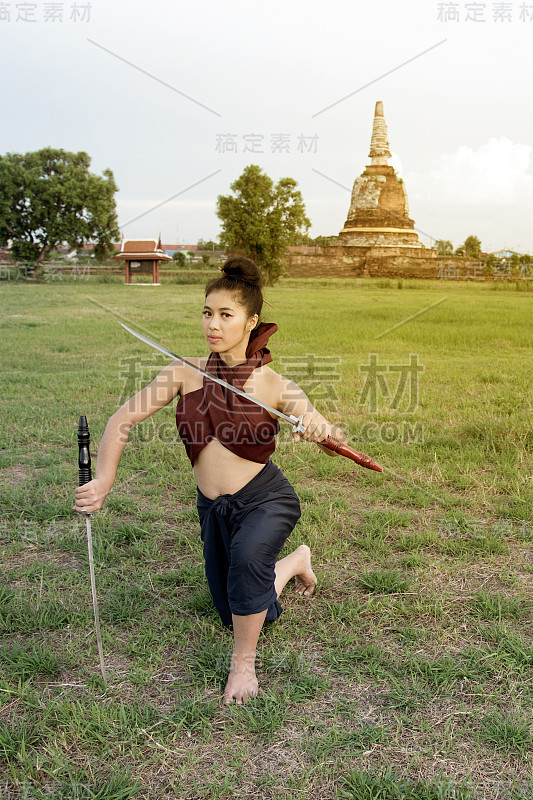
top-left (216, 165), bottom-right (310, 285)
top-left (0, 147), bottom-right (120, 266)
top-left (462, 235), bottom-right (482, 257)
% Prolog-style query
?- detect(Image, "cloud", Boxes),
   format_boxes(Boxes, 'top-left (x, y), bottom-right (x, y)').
top-left (407, 137), bottom-right (533, 205)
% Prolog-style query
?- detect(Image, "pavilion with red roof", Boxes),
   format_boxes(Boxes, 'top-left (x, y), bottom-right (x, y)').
top-left (113, 235), bottom-right (172, 284)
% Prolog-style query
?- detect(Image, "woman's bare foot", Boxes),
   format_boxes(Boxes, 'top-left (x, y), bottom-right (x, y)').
top-left (223, 654), bottom-right (259, 704)
top-left (293, 544), bottom-right (317, 597)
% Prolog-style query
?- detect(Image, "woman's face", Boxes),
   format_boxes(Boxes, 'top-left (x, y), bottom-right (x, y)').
top-left (202, 290), bottom-right (258, 356)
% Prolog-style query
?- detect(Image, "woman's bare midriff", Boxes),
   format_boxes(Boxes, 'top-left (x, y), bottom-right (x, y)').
top-left (193, 438), bottom-right (266, 499)
top-left (179, 358), bottom-right (279, 500)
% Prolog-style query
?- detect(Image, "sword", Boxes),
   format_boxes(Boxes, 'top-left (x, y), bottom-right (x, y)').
top-left (78, 415), bottom-right (108, 687)
top-left (119, 322), bottom-right (382, 472)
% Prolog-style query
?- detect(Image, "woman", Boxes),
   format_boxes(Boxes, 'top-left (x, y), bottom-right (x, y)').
top-left (74, 258), bottom-right (346, 703)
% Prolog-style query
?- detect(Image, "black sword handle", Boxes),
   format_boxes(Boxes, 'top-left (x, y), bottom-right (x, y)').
top-left (78, 415), bottom-right (92, 487)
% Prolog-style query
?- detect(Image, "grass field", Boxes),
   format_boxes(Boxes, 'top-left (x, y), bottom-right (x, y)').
top-left (0, 277), bottom-right (532, 799)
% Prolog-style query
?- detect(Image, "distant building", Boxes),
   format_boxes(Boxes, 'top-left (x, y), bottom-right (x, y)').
top-left (286, 101), bottom-right (438, 279)
top-left (162, 244), bottom-right (198, 257)
top-left (339, 101), bottom-right (427, 252)
top-left (113, 235), bottom-right (171, 284)
top-left (489, 250), bottom-right (519, 260)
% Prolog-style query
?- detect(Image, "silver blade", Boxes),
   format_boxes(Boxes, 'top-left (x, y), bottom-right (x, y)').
top-left (119, 322), bottom-right (304, 432)
top-left (85, 512), bottom-right (108, 687)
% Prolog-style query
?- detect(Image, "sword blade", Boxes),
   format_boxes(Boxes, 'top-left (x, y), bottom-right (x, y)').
top-left (119, 322), bottom-right (305, 432)
top-left (85, 512), bottom-right (108, 687)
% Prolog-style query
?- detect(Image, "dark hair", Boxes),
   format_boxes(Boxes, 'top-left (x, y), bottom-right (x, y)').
top-left (205, 258), bottom-right (263, 320)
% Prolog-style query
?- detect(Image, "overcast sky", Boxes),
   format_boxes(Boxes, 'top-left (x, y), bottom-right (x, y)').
top-left (2, 0), bottom-right (532, 252)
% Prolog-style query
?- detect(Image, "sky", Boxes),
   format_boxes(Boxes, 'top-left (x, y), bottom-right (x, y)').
top-left (1, 0), bottom-right (532, 253)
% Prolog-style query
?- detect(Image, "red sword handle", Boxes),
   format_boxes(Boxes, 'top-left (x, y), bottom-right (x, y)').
top-left (318, 436), bottom-right (383, 472)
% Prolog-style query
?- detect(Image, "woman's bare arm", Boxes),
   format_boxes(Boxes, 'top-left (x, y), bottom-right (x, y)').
top-left (272, 373), bottom-right (347, 452)
top-left (73, 360), bottom-right (188, 513)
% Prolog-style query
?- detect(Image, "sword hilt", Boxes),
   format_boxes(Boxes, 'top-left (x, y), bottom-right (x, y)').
top-left (78, 415), bottom-right (92, 487)
top-left (290, 415), bottom-right (382, 471)
top-left (318, 436), bottom-right (383, 472)
top-left (290, 415), bottom-right (306, 434)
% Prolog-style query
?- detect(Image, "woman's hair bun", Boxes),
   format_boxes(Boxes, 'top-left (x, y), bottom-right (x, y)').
top-left (205, 257), bottom-right (264, 319)
top-left (221, 258), bottom-right (263, 289)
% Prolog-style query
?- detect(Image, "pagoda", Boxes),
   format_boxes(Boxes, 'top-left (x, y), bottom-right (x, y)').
top-left (339, 101), bottom-right (424, 250)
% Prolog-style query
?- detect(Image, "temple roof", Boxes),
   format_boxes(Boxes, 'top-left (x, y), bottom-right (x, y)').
top-left (113, 235), bottom-right (172, 261)
top-left (124, 239), bottom-right (159, 253)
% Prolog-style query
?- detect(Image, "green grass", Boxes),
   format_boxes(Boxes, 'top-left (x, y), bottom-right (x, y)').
top-left (0, 279), bottom-right (532, 799)
top-left (30, 773), bottom-right (142, 800)
top-left (470, 590), bottom-right (530, 620)
top-left (0, 642), bottom-right (62, 680)
top-left (475, 711), bottom-right (533, 756)
top-left (300, 722), bottom-right (388, 758)
top-left (340, 768), bottom-right (475, 799)
top-left (358, 568), bottom-right (411, 594)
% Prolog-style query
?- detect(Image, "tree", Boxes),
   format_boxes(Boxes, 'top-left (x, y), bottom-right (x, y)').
top-left (172, 250), bottom-right (186, 266)
top-left (312, 235), bottom-right (338, 247)
top-left (0, 147), bottom-right (119, 267)
top-left (463, 235), bottom-right (482, 257)
top-left (482, 254), bottom-right (495, 273)
top-left (216, 164), bottom-right (311, 285)
top-left (289, 231), bottom-right (314, 246)
top-left (197, 239), bottom-right (219, 250)
top-left (434, 239), bottom-right (454, 256)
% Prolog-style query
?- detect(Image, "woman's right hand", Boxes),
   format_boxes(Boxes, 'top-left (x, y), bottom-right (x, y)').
top-left (73, 478), bottom-right (109, 515)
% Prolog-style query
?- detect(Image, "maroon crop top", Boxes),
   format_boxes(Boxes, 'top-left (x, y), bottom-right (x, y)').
top-left (175, 322), bottom-right (281, 465)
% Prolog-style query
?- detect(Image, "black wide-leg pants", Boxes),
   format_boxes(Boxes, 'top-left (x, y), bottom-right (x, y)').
top-left (196, 460), bottom-right (302, 628)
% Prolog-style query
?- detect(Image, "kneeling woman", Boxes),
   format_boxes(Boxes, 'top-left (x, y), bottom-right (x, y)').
top-left (74, 258), bottom-right (346, 703)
